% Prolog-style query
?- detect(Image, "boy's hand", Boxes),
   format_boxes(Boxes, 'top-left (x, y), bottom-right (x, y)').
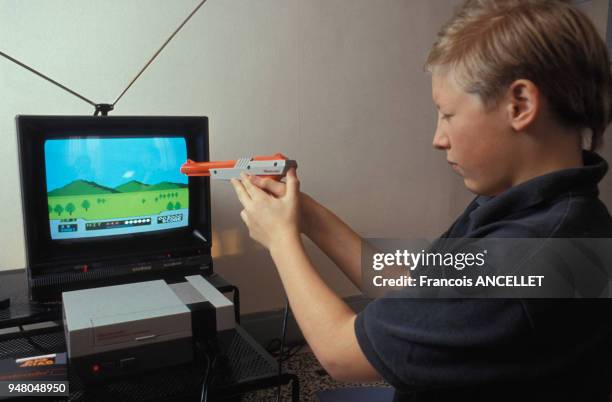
top-left (250, 175), bottom-right (287, 197)
top-left (249, 173), bottom-right (315, 237)
top-left (231, 168), bottom-right (301, 251)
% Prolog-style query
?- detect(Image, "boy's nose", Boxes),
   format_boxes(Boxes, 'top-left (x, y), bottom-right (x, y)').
top-left (432, 126), bottom-right (450, 150)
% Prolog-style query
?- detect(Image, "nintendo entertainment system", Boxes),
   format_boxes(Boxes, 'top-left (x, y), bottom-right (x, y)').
top-left (62, 275), bottom-right (234, 383)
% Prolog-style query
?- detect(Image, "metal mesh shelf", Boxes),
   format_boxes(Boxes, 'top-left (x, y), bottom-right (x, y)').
top-left (0, 326), bottom-right (296, 401)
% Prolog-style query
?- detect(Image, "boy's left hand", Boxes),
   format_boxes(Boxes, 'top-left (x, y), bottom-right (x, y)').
top-left (231, 168), bottom-right (301, 251)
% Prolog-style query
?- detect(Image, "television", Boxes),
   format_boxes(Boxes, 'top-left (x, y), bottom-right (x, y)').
top-left (17, 116), bottom-right (212, 302)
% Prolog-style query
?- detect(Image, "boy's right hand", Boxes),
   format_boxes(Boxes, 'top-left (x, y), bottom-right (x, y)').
top-left (250, 175), bottom-right (312, 236)
top-left (250, 175), bottom-right (287, 197)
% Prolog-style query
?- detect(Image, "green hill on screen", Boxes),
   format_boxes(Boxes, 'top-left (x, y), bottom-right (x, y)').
top-left (48, 180), bottom-right (119, 196)
top-left (115, 180), bottom-right (152, 193)
top-left (147, 182), bottom-right (188, 191)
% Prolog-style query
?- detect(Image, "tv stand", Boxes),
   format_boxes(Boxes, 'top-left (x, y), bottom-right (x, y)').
top-left (0, 321), bottom-right (300, 402)
top-left (0, 269), bottom-right (299, 401)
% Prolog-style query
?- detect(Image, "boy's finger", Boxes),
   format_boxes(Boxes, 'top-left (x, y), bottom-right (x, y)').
top-left (286, 168), bottom-right (300, 196)
top-left (252, 176), bottom-right (285, 196)
top-left (241, 173), bottom-right (266, 200)
top-left (240, 209), bottom-right (249, 225)
top-left (231, 178), bottom-right (252, 207)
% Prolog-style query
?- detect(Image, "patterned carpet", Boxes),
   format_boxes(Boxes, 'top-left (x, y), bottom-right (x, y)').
top-left (242, 346), bottom-right (390, 402)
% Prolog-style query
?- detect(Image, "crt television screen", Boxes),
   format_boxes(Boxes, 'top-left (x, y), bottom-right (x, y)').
top-left (44, 136), bottom-right (189, 240)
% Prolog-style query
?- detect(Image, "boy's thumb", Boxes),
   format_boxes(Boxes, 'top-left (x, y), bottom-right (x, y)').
top-left (286, 168), bottom-right (300, 194)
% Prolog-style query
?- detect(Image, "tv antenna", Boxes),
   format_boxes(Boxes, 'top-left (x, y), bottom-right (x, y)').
top-left (0, 0), bottom-right (208, 116)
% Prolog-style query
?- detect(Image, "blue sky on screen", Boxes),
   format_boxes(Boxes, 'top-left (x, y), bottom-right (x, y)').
top-left (44, 137), bottom-right (188, 192)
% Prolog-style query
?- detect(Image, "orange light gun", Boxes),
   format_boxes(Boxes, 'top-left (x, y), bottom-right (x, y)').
top-left (180, 153), bottom-right (297, 180)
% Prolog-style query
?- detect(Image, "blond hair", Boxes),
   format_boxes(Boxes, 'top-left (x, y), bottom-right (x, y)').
top-left (426, 0), bottom-right (612, 150)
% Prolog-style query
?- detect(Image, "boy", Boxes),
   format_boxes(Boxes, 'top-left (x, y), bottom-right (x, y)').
top-left (231, 0), bottom-right (612, 400)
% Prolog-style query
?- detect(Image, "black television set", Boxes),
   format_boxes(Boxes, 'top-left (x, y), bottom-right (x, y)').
top-left (17, 115), bottom-right (212, 302)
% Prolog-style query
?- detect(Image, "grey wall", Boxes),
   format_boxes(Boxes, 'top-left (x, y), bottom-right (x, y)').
top-left (0, 1), bottom-right (610, 314)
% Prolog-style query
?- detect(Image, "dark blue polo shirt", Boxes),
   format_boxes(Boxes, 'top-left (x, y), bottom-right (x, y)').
top-left (355, 151), bottom-right (612, 402)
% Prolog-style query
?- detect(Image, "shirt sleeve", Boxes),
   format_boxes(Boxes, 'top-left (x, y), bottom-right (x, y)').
top-left (354, 298), bottom-right (531, 391)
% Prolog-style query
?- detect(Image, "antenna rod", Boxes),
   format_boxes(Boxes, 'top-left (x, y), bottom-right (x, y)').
top-left (112, 0), bottom-right (209, 107)
top-left (0, 50), bottom-right (97, 107)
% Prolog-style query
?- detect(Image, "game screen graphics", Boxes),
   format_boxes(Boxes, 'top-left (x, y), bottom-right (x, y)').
top-left (44, 137), bottom-right (189, 240)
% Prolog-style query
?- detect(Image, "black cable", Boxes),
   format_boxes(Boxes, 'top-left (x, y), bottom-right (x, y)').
top-left (199, 352), bottom-right (213, 402)
top-left (267, 341), bottom-right (305, 360)
top-left (18, 325), bottom-right (47, 353)
top-left (276, 299), bottom-right (290, 402)
top-left (266, 338), bottom-right (281, 354)
top-left (280, 343), bottom-right (305, 361)
top-left (231, 286), bottom-right (241, 325)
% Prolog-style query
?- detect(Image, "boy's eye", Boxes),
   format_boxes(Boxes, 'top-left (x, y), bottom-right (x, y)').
top-left (440, 113), bottom-right (453, 121)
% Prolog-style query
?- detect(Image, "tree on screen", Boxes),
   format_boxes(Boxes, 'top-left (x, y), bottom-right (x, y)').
top-left (54, 204), bottom-right (63, 216)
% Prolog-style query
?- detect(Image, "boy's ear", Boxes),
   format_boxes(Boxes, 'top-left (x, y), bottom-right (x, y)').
top-left (506, 79), bottom-right (540, 131)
